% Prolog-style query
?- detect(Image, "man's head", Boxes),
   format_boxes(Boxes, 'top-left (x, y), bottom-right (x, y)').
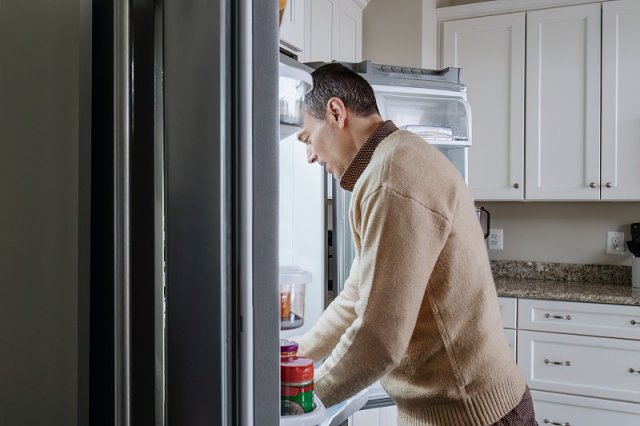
top-left (297, 63), bottom-right (382, 178)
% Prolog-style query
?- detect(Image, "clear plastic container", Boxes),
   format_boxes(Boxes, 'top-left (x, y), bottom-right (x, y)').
top-left (280, 266), bottom-right (312, 330)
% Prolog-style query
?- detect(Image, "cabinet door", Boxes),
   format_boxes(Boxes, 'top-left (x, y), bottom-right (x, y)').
top-left (498, 296), bottom-right (518, 329)
top-left (279, 0), bottom-right (305, 55)
top-left (335, 0), bottom-right (363, 62)
top-left (349, 408), bottom-right (380, 426)
top-left (531, 390), bottom-right (640, 425)
top-left (602, 0), bottom-right (640, 200)
top-left (504, 329), bottom-right (517, 362)
top-left (378, 405), bottom-right (397, 426)
top-left (443, 13), bottom-right (525, 200)
top-left (305, 0), bottom-right (338, 62)
top-left (525, 4), bottom-right (601, 200)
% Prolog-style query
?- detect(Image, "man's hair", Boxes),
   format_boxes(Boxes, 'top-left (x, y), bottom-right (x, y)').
top-left (305, 63), bottom-right (379, 120)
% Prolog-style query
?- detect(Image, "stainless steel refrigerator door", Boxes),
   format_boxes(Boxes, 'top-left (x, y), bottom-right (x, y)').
top-left (164, 0), bottom-right (279, 425)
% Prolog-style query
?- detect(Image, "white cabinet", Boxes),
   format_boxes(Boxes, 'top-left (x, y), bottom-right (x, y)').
top-left (532, 390), bottom-right (640, 425)
top-left (439, 0), bottom-right (640, 202)
top-left (602, 0), bottom-right (640, 200)
top-left (516, 298), bottom-right (640, 421)
top-left (349, 405), bottom-right (396, 426)
top-left (280, 0), bottom-right (305, 56)
top-left (304, 0), bottom-right (364, 63)
top-left (442, 13), bottom-right (525, 200)
top-left (525, 4), bottom-right (601, 200)
top-left (499, 296), bottom-right (518, 329)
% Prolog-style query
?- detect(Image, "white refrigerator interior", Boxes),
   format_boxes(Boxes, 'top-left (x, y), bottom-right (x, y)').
top-left (278, 131), bottom-right (326, 339)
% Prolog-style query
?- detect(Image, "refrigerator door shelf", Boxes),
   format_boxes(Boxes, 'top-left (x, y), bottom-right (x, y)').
top-left (280, 394), bottom-right (326, 426)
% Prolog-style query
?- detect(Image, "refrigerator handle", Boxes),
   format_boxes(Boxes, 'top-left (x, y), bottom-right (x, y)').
top-left (114, 0), bottom-right (132, 424)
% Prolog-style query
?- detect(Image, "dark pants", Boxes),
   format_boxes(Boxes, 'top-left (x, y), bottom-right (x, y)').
top-left (491, 386), bottom-right (537, 425)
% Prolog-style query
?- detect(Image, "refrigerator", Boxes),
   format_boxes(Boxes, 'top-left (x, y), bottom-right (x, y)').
top-left (89, 1), bottom-right (471, 425)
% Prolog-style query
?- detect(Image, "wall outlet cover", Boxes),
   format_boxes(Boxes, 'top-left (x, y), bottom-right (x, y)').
top-left (488, 229), bottom-right (503, 251)
top-left (606, 231), bottom-right (626, 255)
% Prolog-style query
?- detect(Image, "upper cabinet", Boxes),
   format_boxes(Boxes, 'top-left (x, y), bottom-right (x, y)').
top-left (280, 0), bottom-right (305, 56)
top-left (602, 0), bottom-right (640, 200)
top-left (525, 4), bottom-right (601, 200)
top-left (443, 13), bottom-right (525, 201)
top-left (439, 0), bottom-right (640, 202)
top-left (304, 0), bottom-right (364, 63)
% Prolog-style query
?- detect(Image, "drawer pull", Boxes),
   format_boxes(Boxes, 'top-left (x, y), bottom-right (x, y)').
top-left (629, 368), bottom-right (640, 374)
top-left (544, 420), bottom-right (570, 426)
top-left (544, 359), bottom-right (571, 366)
top-left (631, 320), bottom-right (639, 325)
top-left (545, 313), bottom-right (571, 320)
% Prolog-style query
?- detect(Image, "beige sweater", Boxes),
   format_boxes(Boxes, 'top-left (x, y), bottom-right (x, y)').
top-left (295, 130), bottom-right (526, 425)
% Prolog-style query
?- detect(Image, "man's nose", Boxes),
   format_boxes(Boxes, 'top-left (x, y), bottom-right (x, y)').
top-left (305, 145), bottom-right (317, 164)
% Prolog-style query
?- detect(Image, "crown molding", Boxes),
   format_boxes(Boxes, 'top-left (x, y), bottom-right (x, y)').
top-left (353, 0), bottom-right (370, 10)
top-left (436, 0), bottom-right (611, 22)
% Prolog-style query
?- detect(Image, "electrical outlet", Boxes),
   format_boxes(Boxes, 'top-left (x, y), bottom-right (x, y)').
top-left (488, 229), bottom-right (503, 251)
top-left (606, 231), bottom-right (626, 254)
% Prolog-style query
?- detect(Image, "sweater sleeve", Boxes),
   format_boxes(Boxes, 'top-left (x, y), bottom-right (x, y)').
top-left (313, 187), bottom-right (451, 407)
top-left (293, 257), bottom-right (360, 362)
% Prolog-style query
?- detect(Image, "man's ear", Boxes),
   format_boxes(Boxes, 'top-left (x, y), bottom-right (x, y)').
top-left (326, 97), bottom-right (347, 128)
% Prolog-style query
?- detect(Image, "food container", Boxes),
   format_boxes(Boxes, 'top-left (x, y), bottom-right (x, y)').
top-left (280, 266), bottom-right (311, 330)
top-left (281, 355), bottom-right (314, 415)
top-left (280, 339), bottom-right (299, 358)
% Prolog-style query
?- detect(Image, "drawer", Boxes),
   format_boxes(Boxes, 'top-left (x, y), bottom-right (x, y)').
top-left (518, 298), bottom-right (640, 339)
top-left (518, 331), bottom-right (640, 403)
top-left (498, 297), bottom-right (517, 329)
top-left (531, 390), bottom-right (640, 425)
top-left (504, 329), bottom-right (517, 362)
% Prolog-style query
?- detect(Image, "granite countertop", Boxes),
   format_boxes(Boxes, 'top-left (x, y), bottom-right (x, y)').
top-left (491, 260), bottom-right (640, 306)
top-left (495, 279), bottom-right (640, 306)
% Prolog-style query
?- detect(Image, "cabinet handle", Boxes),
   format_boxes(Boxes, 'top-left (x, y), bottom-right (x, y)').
top-left (544, 420), bottom-right (570, 426)
top-left (589, 182), bottom-right (597, 188)
top-left (629, 368), bottom-right (640, 374)
top-left (545, 313), bottom-right (571, 320)
top-left (631, 320), bottom-right (639, 325)
top-left (512, 183), bottom-right (519, 189)
top-left (605, 182), bottom-right (613, 188)
top-left (544, 359), bottom-right (571, 366)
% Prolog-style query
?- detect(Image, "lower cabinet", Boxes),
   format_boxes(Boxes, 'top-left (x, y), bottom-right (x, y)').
top-left (517, 298), bottom-right (640, 423)
top-left (349, 405), bottom-right (397, 426)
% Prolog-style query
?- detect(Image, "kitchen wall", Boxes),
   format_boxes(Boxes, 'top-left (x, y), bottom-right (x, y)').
top-left (0, 1), bottom-right (90, 425)
top-left (478, 202), bottom-right (640, 266)
top-left (362, 0), bottom-right (426, 68)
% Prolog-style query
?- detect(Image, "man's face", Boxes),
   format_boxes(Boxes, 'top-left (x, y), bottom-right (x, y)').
top-left (297, 111), bottom-right (351, 178)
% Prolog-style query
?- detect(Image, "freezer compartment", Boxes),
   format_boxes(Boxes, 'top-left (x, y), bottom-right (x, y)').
top-left (373, 85), bottom-right (472, 146)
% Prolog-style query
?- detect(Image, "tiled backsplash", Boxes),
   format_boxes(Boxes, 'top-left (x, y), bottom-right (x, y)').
top-left (490, 260), bottom-right (631, 285)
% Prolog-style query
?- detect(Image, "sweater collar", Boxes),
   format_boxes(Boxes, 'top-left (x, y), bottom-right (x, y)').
top-left (339, 120), bottom-right (398, 192)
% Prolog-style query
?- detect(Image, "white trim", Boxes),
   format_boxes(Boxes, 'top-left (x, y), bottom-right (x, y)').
top-left (436, 0), bottom-right (612, 22)
top-left (352, 0), bottom-right (369, 10)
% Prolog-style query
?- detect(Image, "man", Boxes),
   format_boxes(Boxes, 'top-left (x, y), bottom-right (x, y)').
top-left (293, 63), bottom-right (536, 425)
